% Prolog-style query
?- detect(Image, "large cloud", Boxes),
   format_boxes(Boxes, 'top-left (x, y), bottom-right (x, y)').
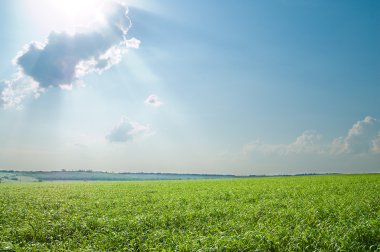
top-left (1, 1), bottom-right (139, 108)
top-left (106, 117), bottom-right (152, 143)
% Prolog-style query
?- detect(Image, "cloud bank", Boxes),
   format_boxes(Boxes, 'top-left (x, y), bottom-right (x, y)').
top-left (244, 116), bottom-right (380, 157)
top-left (1, 1), bottom-right (139, 109)
top-left (236, 116), bottom-right (380, 174)
top-left (106, 117), bottom-right (152, 143)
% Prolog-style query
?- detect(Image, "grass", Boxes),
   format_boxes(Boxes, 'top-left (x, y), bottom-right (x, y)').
top-left (0, 174), bottom-right (379, 251)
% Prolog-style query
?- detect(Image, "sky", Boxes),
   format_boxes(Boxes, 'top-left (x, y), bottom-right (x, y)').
top-left (0, 0), bottom-right (379, 175)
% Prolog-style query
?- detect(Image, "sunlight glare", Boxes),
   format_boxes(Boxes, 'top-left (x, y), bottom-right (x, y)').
top-left (42, 0), bottom-right (106, 28)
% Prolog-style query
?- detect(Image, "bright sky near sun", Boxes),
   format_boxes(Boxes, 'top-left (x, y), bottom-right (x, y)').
top-left (0, 0), bottom-right (379, 175)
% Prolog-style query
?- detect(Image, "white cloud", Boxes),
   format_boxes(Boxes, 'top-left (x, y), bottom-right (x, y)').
top-left (372, 135), bottom-right (380, 154)
top-left (1, 1), bottom-right (139, 109)
top-left (1, 72), bottom-right (43, 110)
top-left (243, 130), bottom-right (324, 156)
top-left (237, 117), bottom-right (380, 174)
top-left (288, 130), bottom-right (324, 153)
top-left (106, 117), bottom-right (153, 143)
top-left (243, 117), bottom-right (380, 158)
top-left (144, 94), bottom-right (163, 108)
top-left (331, 116), bottom-right (380, 155)
top-left (125, 38), bottom-right (141, 49)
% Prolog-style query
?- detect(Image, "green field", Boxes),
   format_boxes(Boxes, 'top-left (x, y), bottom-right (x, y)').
top-left (0, 174), bottom-right (379, 251)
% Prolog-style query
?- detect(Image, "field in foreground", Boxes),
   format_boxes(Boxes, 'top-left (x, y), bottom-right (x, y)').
top-left (0, 174), bottom-right (379, 251)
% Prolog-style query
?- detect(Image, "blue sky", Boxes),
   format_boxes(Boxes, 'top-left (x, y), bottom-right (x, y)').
top-left (0, 0), bottom-right (379, 175)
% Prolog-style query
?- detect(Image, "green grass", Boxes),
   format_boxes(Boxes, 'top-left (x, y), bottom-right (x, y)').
top-left (0, 174), bottom-right (379, 251)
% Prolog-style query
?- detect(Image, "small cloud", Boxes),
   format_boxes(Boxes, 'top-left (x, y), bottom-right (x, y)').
top-left (372, 135), bottom-right (380, 154)
top-left (106, 117), bottom-right (153, 143)
top-left (125, 37), bottom-right (141, 49)
top-left (59, 84), bottom-right (73, 91)
top-left (144, 94), bottom-right (163, 108)
top-left (1, 1), bottom-right (139, 109)
top-left (74, 143), bottom-right (87, 149)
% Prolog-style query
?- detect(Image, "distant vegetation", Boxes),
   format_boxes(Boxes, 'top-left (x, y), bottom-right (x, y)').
top-left (0, 173), bottom-right (19, 182)
top-left (0, 170), bottom-right (240, 182)
top-left (0, 174), bottom-right (378, 251)
top-left (0, 170), bottom-right (340, 183)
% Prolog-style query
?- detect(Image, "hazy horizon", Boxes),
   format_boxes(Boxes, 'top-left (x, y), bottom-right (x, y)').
top-left (1, 0), bottom-right (379, 175)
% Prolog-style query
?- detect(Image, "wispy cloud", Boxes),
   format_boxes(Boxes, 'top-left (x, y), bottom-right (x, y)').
top-left (1, 1), bottom-right (139, 109)
top-left (106, 117), bottom-right (153, 143)
top-left (144, 94), bottom-right (163, 108)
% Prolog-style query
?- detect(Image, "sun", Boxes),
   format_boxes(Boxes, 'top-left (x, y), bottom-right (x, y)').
top-left (52, 0), bottom-right (103, 19)
top-left (40, 0), bottom-right (107, 28)
top-left (24, 0), bottom-right (153, 33)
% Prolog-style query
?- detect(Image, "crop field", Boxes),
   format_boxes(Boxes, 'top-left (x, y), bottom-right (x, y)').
top-left (0, 174), bottom-right (379, 251)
